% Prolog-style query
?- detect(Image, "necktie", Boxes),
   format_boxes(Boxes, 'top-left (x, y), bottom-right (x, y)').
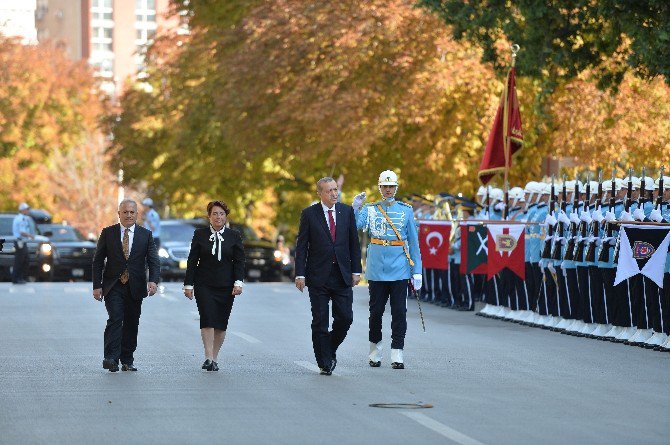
top-left (120, 227), bottom-right (129, 284)
top-left (328, 210), bottom-right (336, 242)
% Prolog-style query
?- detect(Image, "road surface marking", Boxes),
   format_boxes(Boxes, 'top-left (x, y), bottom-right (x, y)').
top-left (8, 286), bottom-right (36, 294)
top-left (400, 412), bottom-right (486, 445)
top-left (230, 331), bottom-right (261, 344)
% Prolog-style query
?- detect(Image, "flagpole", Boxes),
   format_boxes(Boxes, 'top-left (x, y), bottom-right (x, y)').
top-left (503, 44), bottom-right (519, 219)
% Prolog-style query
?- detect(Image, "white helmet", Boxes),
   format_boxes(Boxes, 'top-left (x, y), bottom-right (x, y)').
top-left (524, 181), bottom-right (538, 193)
top-left (588, 181), bottom-right (599, 192)
top-left (640, 177), bottom-right (655, 192)
top-left (142, 198), bottom-right (154, 207)
top-left (628, 176), bottom-right (641, 190)
top-left (601, 179), bottom-right (614, 192)
top-left (378, 170), bottom-right (398, 186)
top-left (655, 176), bottom-right (670, 190)
top-left (509, 186), bottom-right (525, 201)
top-left (539, 182), bottom-right (552, 195)
top-left (489, 188), bottom-right (504, 202)
top-left (614, 178), bottom-right (625, 191)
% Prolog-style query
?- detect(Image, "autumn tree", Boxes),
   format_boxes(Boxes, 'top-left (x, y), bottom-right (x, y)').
top-left (0, 37), bottom-right (119, 232)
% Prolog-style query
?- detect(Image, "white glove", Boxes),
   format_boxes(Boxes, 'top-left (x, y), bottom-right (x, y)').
top-left (558, 211), bottom-right (571, 226)
top-left (544, 214), bottom-right (557, 227)
top-left (569, 212), bottom-right (580, 224)
top-left (649, 208), bottom-right (664, 223)
top-left (620, 210), bottom-right (634, 222)
top-left (494, 202), bottom-right (505, 211)
top-left (592, 210), bottom-right (605, 223)
top-left (352, 192), bottom-right (366, 212)
top-left (412, 273), bottom-right (422, 291)
top-left (602, 236), bottom-right (616, 246)
top-left (632, 208), bottom-right (646, 221)
top-left (604, 211), bottom-right (616, 222)
top-left (580, 211), bottom-right (592, 224)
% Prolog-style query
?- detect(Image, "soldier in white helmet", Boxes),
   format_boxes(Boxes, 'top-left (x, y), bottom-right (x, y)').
top-left (352, 170), bottom-right (422, 369)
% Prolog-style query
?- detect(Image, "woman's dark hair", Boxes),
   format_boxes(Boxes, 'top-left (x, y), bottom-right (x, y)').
top-left (207, 200), bottom-right (230, 216)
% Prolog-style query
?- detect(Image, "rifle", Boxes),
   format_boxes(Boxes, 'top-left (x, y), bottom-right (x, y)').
top-left (541, 175), bottom-right (556, 259)
top-left (551, 175), bottom-right (568, 260)
top-left (656, 166), bottom-right (665, 211)
top-left (503, 181), bottom-right (509, 220)
top-left (585, 170), bottom-right (603, 262)
top-left (564, 176), bottom-right (581, 260)
top-left (613, 168), bottom-right (634, 263)
top-left (485, 186), bottom-right (490, 217)
top-left (597, 168), bottom-right (619, 263)
top-left (574, 172), bottom-right (592, 261)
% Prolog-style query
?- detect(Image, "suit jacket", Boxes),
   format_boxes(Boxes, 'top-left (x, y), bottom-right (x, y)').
top-left (294, 202), bottom-right (362, 287)
top-left (92, 223), bottom-right (160, 299)
top-left (184, 227), bottom-right (245, 288)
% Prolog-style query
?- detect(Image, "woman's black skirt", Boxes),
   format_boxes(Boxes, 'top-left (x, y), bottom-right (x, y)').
top-left (194, 284), bottom-right (235, 330)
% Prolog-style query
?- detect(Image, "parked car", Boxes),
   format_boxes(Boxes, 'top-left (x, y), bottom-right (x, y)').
top-left (37, 224), bottom-right (96, 281)
top-left (158, 219), bottom-right (284, 282)
top-left (0, 213), bottom-right (54, 281)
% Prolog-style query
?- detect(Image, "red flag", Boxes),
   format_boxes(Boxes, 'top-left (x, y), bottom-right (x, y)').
top-left (479, 67), bottom-right (523, 185)
top-left (487, 224), bottom-right (525, 280)
top-left (419, 221), bottom-right (451, 270)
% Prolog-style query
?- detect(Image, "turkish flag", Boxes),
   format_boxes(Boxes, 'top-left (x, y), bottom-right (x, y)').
top-left (419, 221), bottom-right (451, 270)
top-left (479, 67), bottom-right (523, 185)
top-left (487, 224), bottom-right (525, 280)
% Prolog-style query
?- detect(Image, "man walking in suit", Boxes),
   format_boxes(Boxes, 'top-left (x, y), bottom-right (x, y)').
top-left (295, 177), bottom-right (363, 375)
top-left (92, 199), bottom-right (160, 372)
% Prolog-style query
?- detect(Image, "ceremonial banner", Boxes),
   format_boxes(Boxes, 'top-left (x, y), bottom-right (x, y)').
top-left (419, 221), bottom-right (451, 270)
top-left (614, 225), bottom-right (670, 288)
top-left (460, 224), bottom-right (488, 275)
top-left (479, 67), bottom-right (523, 185)
top-left (487, 224), bottom-right (525, 280)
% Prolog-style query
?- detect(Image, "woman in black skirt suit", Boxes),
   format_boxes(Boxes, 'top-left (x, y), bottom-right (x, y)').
top-left (183, 201), bottom-right (245, 371)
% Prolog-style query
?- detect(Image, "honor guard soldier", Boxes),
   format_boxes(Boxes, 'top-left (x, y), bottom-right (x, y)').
top-left (352, 170), bottom-right (422, 369)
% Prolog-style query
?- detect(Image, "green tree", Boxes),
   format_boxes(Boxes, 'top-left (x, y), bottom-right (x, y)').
top-left (418, 0), bottom-right (670, 89)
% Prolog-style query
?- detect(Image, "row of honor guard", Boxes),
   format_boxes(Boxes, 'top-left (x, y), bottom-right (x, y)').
top-left (471, 172), bottom-right (670, 352)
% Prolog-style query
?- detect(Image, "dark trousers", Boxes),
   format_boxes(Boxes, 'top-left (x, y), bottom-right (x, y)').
top-left (643, 277), bottom-right (664, 332)
top-left (460, 273), bottom-right (474, 310)
top-left (613, 277), bottom-right (634, 327)
top-left (663, 274), bottom-right (670, 335)
top-left (448, 261), bottom-right (460, 306)
top-left (587, 265), bottom-right (605, 324)
top-left (369, 280), bottom-right (408, 350)
top-left (12, 241), bottom-right (29, 283)
top-left (575, 266), bottom-right (590, 322)
top-left (601, 268), bottom-right (617, 325)
top-left (104, 282), bottom-right (143, 365)
top-left (308, 265), bottom-right (353, 369)
top-left (539, 265), bottom-right (557, 316)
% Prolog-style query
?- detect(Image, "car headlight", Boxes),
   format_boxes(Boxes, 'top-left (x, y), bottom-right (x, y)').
top-left (40, 243), bottom-right (53, 255)
top-left (274, 250), bottom-right (282, 261)
top-left (158, 247), bottom-right (170, 259)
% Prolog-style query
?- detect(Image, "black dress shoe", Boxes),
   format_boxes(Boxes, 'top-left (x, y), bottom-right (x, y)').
top-left (319, 367), bottom-right (332, 376)
top-left (391, 362), bottom-right (405, 369)
top-left (330, 358), bottom-right (337, 373)
top-left (121, 363), bottom-right (137, 371)
top-left (208, 361), bottom-right (219, 372)
top-left (369, 360), bottom-right (381, 367)
top-left (103, 359), bottom-right (119, 372)
top-left (202, 359), bottom-right (213, 370)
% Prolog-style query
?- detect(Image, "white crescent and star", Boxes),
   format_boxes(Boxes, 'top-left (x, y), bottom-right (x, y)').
top-left (425, 231), bottom-right (443, 255)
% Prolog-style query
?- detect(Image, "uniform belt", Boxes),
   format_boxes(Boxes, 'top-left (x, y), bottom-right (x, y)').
top-left (370, 238), bottom-right (405, 247)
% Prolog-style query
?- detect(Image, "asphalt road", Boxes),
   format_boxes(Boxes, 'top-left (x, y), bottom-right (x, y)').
top-left (0, 282), bottom-right (668, 445)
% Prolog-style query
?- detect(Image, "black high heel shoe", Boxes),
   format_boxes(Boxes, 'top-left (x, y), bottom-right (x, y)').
top-left (202, 359), bottom-right (213, 370)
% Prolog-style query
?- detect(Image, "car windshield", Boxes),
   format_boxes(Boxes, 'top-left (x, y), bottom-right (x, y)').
top-left (161, 223), bottom-right (197, 243)
top-left (40, 225), bottom-right (86, 241)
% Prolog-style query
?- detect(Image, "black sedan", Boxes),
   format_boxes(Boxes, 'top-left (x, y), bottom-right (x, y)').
top-left (38, 224), bottom-right (96, 281)
top-left (158, 219), bottom-right (284, 282)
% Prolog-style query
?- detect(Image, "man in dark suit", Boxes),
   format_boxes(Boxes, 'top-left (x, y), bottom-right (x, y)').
top-left (92, 199), bottom-right (160, 372)
top-left (295, 177), bottom-right (362, 375)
